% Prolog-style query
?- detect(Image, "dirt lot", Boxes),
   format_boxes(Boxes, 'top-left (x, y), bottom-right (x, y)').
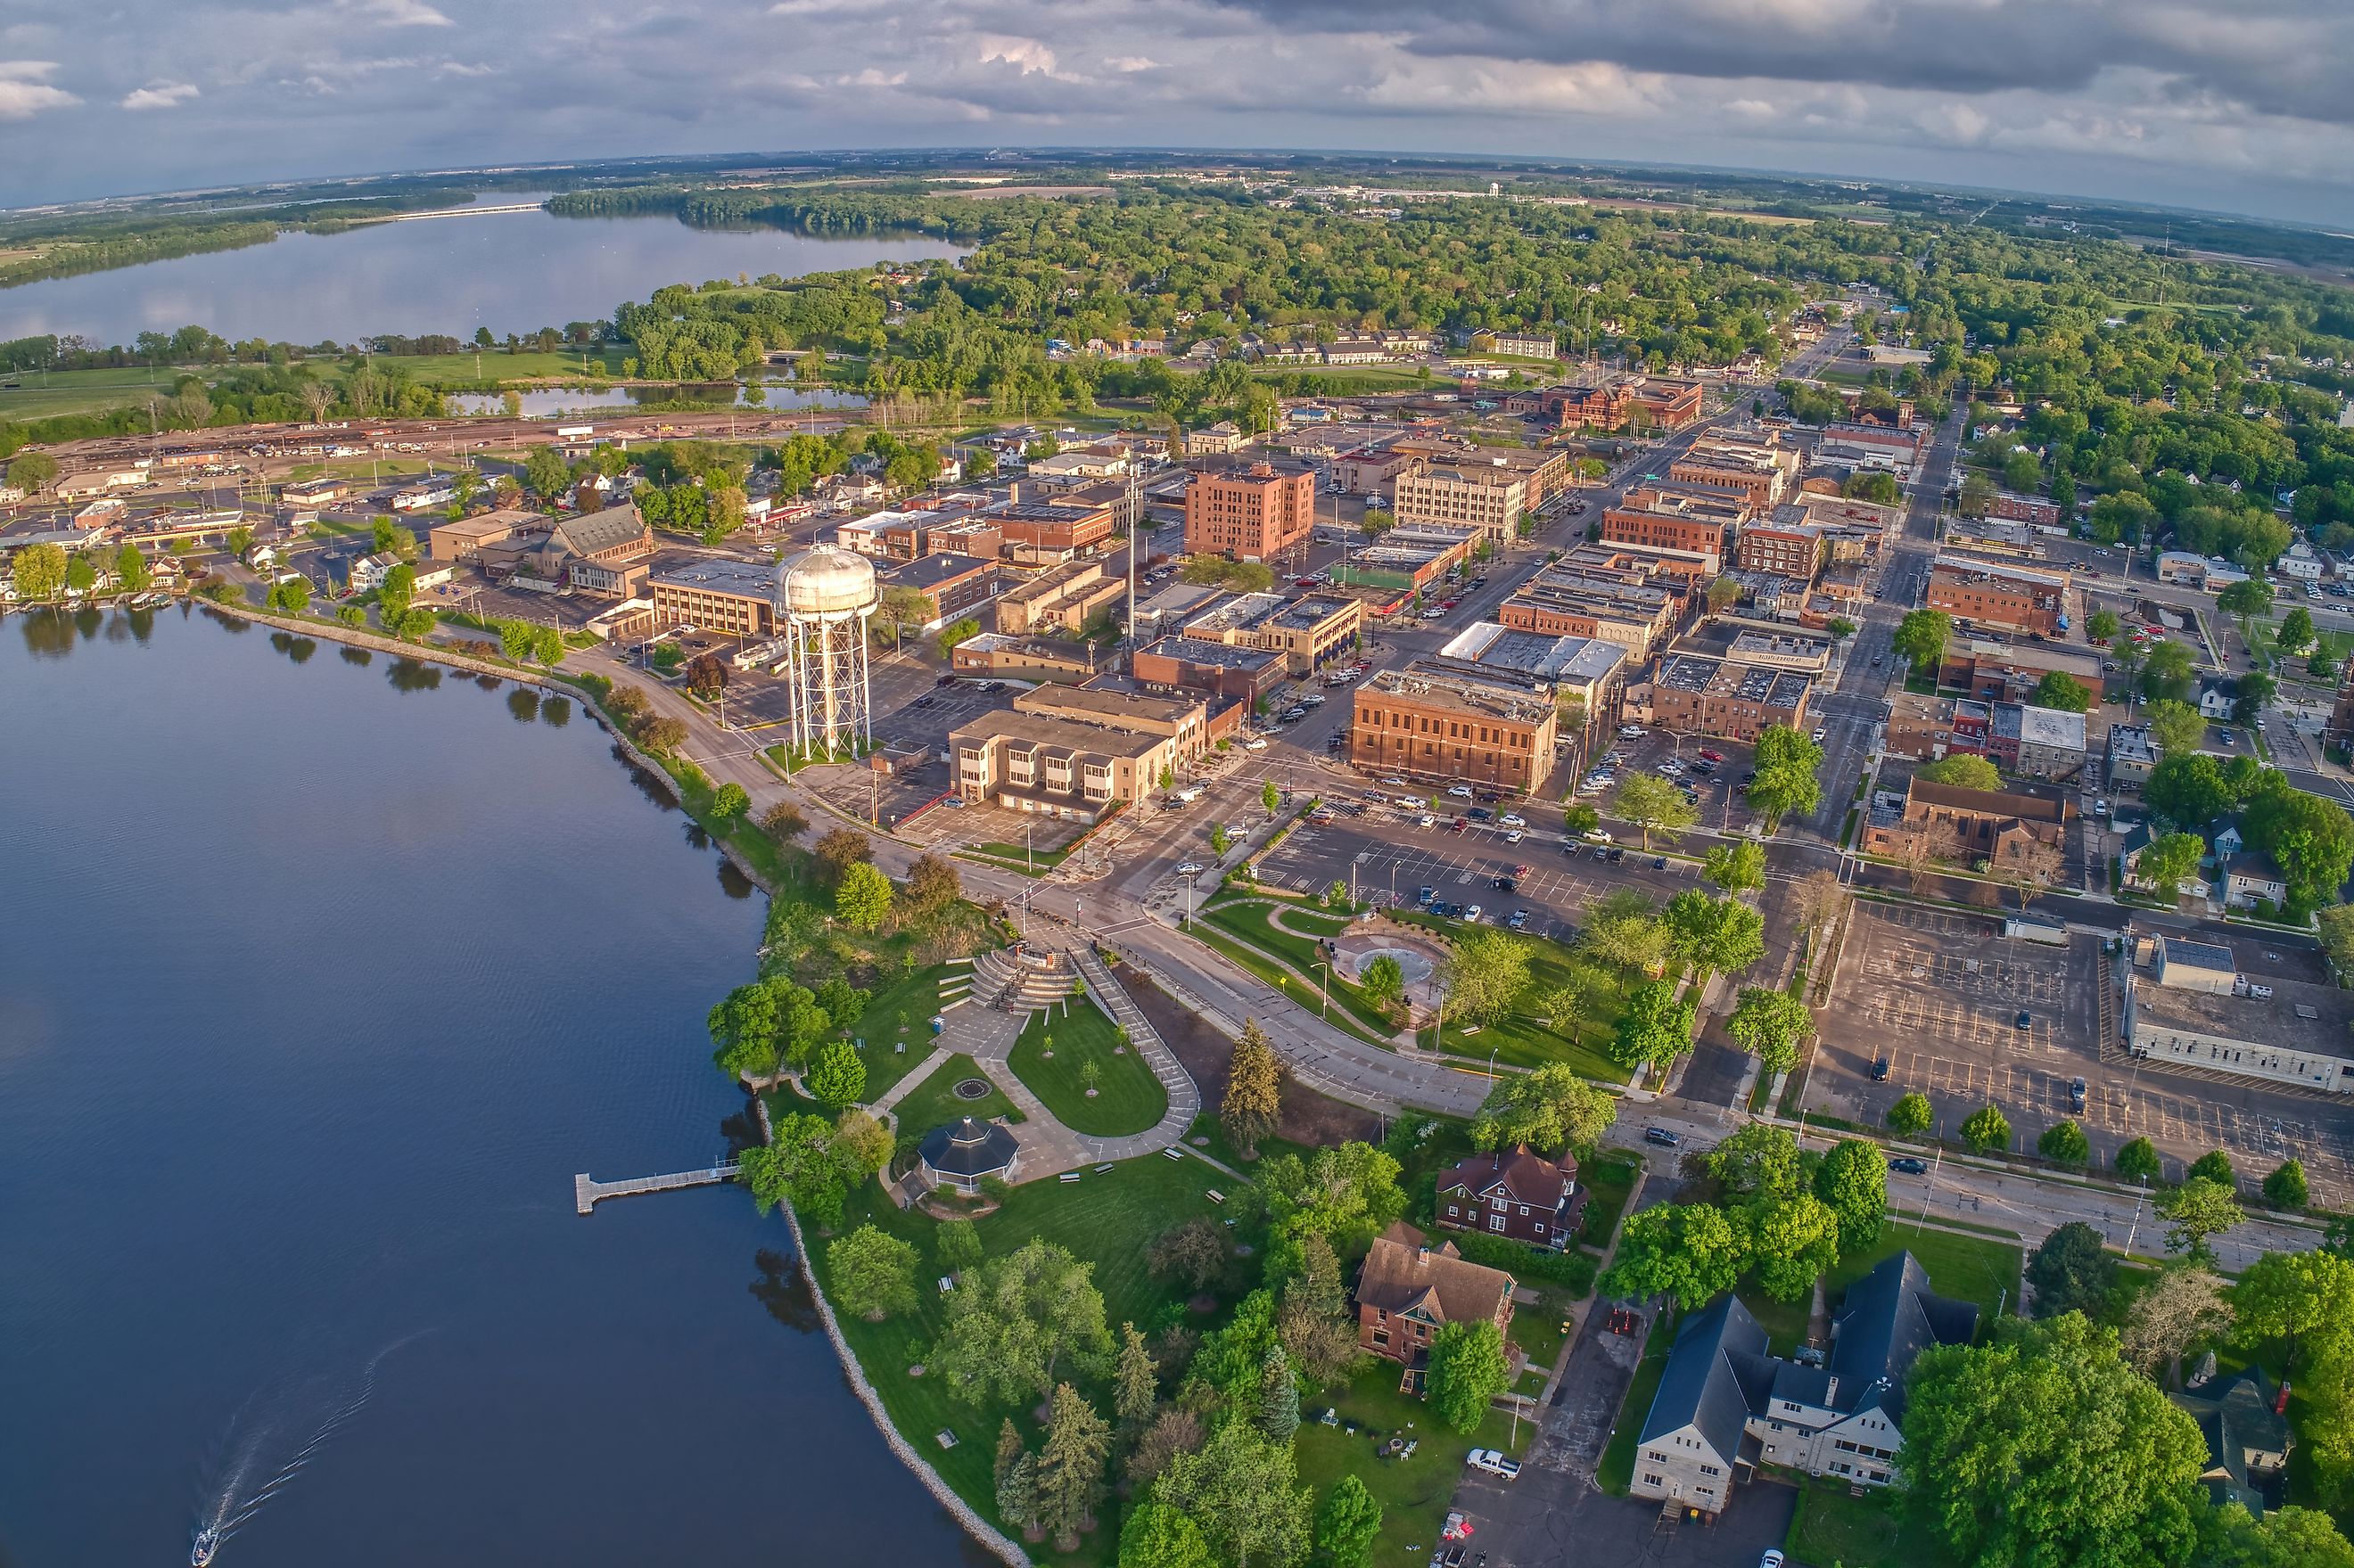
top-left (1125, 971), bottom-right (1381, 1149)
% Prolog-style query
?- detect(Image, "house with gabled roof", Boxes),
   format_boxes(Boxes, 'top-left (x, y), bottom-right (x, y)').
top-left (1434, 1145), bottom-right (1587, 1252)
top-left (2171, 1362), bottom-right (2292, 1516)
top-left (1354, 1221), bottom-right (1516, 1393)
top-left (1630, 1252), bottom-right (1977, 1516)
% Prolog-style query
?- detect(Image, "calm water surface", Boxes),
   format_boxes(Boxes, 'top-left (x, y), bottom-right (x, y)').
top-left (0, 194), bottom-right (968, 347)
top-left (0, 606), bottom-right (978, 1568)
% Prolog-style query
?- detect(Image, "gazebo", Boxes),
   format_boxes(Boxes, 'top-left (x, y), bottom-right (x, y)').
top-left (917, 1116), bottom-right (1020, 1194)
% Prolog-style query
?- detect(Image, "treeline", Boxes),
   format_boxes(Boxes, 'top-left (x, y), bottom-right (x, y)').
top-left (0, 187), bottom-right (476, 292)
top-left (0, 220), bottom-right (280, 291)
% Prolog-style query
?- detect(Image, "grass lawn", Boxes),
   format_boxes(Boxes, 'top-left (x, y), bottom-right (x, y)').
top-left (1183, 912), bottom-right (1398, 1050)
top-left (891, 1052), bottom-right (1021, 1142)
top-left (1576, 1149), bottom-right (1642, 1249)
top-left (1736, 1284), bottom-right (1816, 1357)
top-left (1786, 1474), bottom-right (1958, 1568)
top-left (809, 1148), bottom-right (1248, 1567)
top-left (849, 963), bottom-right (967, 1105)
top-left (1008, 995), bottom-right (1168, 1137)
top-left (1294, 1359), bottom-right (1535, 1568)
top-left (1597, 1309), bottom-right (1678, 1495)
top-left (1201, 898), bottom-right (1399, 1038)
top-left (1393, 910), bottom-right (1634, 1081)
top-left (1830, 1221), bottom-right (2021, 1331)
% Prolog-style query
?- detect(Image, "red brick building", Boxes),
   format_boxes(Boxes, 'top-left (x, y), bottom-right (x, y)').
top-left (1183, 462), bottom-right (1315, 561)
top-left (1926, 555), bottom-right (2070, 636)
top-left (1736, 523), bottom-right (1823, 580)
top-left (1436, 1146), bottom-right (1587, 1252)
top-left (1601, 505), bottom-right (1731, 566)
top-left (1354, 1222), bottom-right (1517, 1390)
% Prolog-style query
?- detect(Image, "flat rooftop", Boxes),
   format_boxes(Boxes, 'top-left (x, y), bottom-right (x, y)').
top-left (1016, 683), bottom-right (1200, 727)
top-left (884, 553), bottom-right (995, 590)
top-left (2134, 972), bottom-right (2353, 1062)
top-left (1441, 622), bottom-right (1627, 685)
top-left (1655, 653), bottom-right (1812, 709)
top-left (1138, 635), bottom-right (1281, 671)
top-left (653, 557), bottom-right (777, 598)
top-left (948, 710), bottom-right (1165, 760)
top-left (1362, 661), bottom-right (1556, 724)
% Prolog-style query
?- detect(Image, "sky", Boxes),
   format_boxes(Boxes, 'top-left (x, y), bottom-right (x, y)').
top-left (4, 0), bottom-right (2353, 227)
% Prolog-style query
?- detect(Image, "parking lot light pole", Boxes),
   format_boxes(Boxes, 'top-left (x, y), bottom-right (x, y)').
top-left (1313, 960), bottom-right (1331, 1018)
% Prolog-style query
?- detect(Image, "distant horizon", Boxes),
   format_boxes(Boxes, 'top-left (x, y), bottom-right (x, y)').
top-left (8, 143), bottom-right (2348, 250)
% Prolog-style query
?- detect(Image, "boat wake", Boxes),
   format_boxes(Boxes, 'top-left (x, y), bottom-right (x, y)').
top-left (192, 1331), bottom-right (431, 1563)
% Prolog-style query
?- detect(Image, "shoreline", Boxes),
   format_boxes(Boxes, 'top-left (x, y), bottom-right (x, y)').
top-left (175, 599), bottom-right (1028, 1561)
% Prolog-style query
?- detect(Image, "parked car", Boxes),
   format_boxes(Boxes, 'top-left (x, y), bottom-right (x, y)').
top-left (1468, 807), bottom-right (1492, 821)
top-left (1608, 846), bottom-right (1625, 863)
top-left (1506, 910), bottom-right (1531, 932)
top-left (1467, 1449), bottom-right (1522, 1480)
top-left (1242, 737), bottom-right (1268, 750)
top-left (1418, 812), bottom-right (1436, 828)
top-left (1870, 1057), bottom-right (1890, 1081)
top-left (1698, 750), bottom-right (1724, 763)
top-left (1446, 784), bottom-right (1474, 799)
top-left (1889, 1157), bottom-right (1929, 1176)
top-left (1175, 862), bottom-right (1204, 876)
top-left (2070, 1077), bottom-right (2088, 1112)
top-left (1493, 876), bottom-right (1516, 891)
top-left (1463, 905), bottom-right (1484, 924)
top-left (1644, 1127), bottom-right (1683, 1148)
top-left (2016, 1010), bottom-right (2033, 1030)
top-left (1500, 812), bottom-right (1526, 828)
top-left (1811, 726), bottom-right (1828, 743)
top-left (1418, 885), bottom-right (1437, 904)
top-left (1652, 857), bottom-right (1667, 870)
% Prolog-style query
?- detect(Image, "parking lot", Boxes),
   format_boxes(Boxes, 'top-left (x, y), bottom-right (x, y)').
top-left (1808, 902), bottom-right (2354, 1207)
top-left (1560, 727), bottom-right (1756, 832)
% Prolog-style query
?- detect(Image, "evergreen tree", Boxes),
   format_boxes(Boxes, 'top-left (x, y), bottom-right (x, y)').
top-left (1034, 1383), bottom-right (1111, 1551)
top-left (1115, 1321), bottom-right (1158, 1429)
top-left (1222, 1018), bottom-right (1283, 1156)
top-left (1259, 1344), bottom-right (1300, 1442)
top-left (994, 1421), bottom-right (1041, 1539)
top-left (1313, 1474), bottom-right (1384, 1568)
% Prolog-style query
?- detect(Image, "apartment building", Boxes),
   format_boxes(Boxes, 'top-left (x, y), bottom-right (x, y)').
top-left (1927, 556), bottom-right (2070, 637)
top-left (1182, 461), bottom-right (1315, 561)
top-left (994, 558), bottom-right (1125, 637)
top-left (2108, 723), bottom-right (2159, 791)
top-left (1988, 702), bottom-right (2087, 782)
top-left (1392, 462), bottom-right (1531, 545)
top-left (1736, 521), bottom-right (1823, 580)
top-left (1485, 331), bottom-right (1558, 359)
top-left (1634, 653), bottom-right (1813, 741)
top-left (1987, 491), bottom-right (2064, 529)
top-left (1185, 591), bottom-right (1364, 675)
top-left (649, 557), bottom-right (781, 636)
top-left (1350, 661), bottom-right (1560, 794)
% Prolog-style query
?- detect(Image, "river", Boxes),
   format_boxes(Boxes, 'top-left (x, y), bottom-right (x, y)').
top-left (0, 605), bottom-right (981, 1568)
top-left (0, 193), bottom-right (969, 348)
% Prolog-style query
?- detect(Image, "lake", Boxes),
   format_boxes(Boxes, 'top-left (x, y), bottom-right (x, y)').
top-left (0, 193), bottom-right (969, 349)
top-left (0, 605), bottom-right (982, 1568)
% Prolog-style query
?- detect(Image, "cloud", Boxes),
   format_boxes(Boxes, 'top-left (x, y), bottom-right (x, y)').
top-left (348, 0), bottom-right (453, 27)
top-left (0, 59), bottom-right (76, 120)
top-left (121, 80), bottom-right (200, 111)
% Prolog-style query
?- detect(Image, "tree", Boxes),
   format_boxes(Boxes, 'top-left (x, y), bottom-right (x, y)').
top-left (2087, 608), bottom-right (2122, 644)
top-left (1424, 1319), bottom-right (1510, 1434)
top-left (2143, 639), bottom-right (2197, 703)
top-left (709, 980), bottom-right (785, 1079)
top-left (1358, 954), bottom-right (1406, 1011)
top-left (2198, 1502), bottom-right (2354, 1568)
top-left (1563, 801), bottom-right (1601, 838)
top-left (1442, 928), bottom-right (1533, 1025)
top-left (2146, 697), bottom-right (2207, 755)
top-left (1114, 1322), bottom-right (1158, 1429)
top-left (2189, 1149), bottom-right (2237, 1187)
top-left (1208, 823), bottom-right (1230, 858)
top-left (1262, 778), bottom-right (1280, 820)
top-left (12, 541), bottom-right (66, 600)
top-left (1613, 772), bottom-right (1698, 848)
top-left (1118, 1503), bottom-right (1214, 1568)
top-left (1747, 724), bottom-right (1824, 826)
top-left (2243, 782), bottom-right (2354, 910)
top-left (1815, 1137), bottom-right (1888, 1254)
top-left (1710, 1123), bottom-right (1802, 1199)
top-left (1827, 618), bottom-right (1859, 640)
top-left (115, 545), bottom-right (150, 593)
top-left (524, 444), bottom-right (572, 501)
top-left (1148, 1217), bottom-right (1230, 1293)
top-left (1601, 1202), bottom-right (1745, 1309)
top-left (1262, 1143), bottom-right (1406, 1257)
top-left (2028, 1223), bottom-right (2117, 1320)
top-left (2266, 1160), bottom-right (2310, 1211)
top-left (2235, 671), bottom-right (2278, 727)
top-left (1706, 575), bottom-right (1741, 612)
top-left (1221, 1019), bottom-right (1284, 1156)
top-left (937, 1216), bottom-right (984, 1274)
top-left (805, 1038), bottom-right (867, 1108)
top-left (1609, 978), bottom-right (1696, 1073)
top-left (2219, 579), bottom-right (2276, 644)
top-left (1278, 1235), bottom-right (1359, 1388)
top-left (834, 861), bottom-right (893, 932)
top-left (1725, 988), bottom-right (1814, 1076)
top-left (1888, 1091), bottom-right (1934, 1137)
top-left (2121, 1265), bottom-right (2232, 1379)
top-left (903, 853), bottom-right (961, 922)
top-left (1469, 1063), bottom-right (1617, 1154)
top-left (1035, 1383), bottom-right (1112, 1551)
top-left (7, 449), bottom-right (59, 494)
top-left (995, 1424), bottom-right (1042, 1541)
top-left (834, 1108), bottom-right (891, 1178)
top-left (1701, 840), bottom-right (1766, 894)
top-left (2117, 1137), bottom-right (2164, 1185)
top-left (932, 1238), bottom-right (1113, 1406)
top-left (1150, 1423), bottom-right (1313, 1568)
top-left (1894, 608), bottom-right (1953, 670)
top-left (812, 833), bottom-right (876, 892)
top-left (1960, 1104), bottom-right (2011, 1154)
top-left (1580, 889), bottom-right (1669, 973)
top-left (1899, 1313), bottom-right (2207, 1568)
top-left (1312, 1474), bottom-right (1383, 1568)
top-left (1916, 753), bottom-right (2002, 789)
top-left (827, 1225), bottom-right (919, 1321)
top-left (738, 1111), bottom-right (859, 1226)
top-left (1662, 891), bottom-right (1765, 981)
top-left (2038, 1120), bottom-right (2091, 1165)
top-left (1744, 1192), bottom-right (1843, 1301)
top-left (2137, 832), bottom-right (2206, 899)
top-left (1258, 1345), bottom-right (1300, 1442)
top-left (2280, 605), bottom-right (2320, 657)
top-left (710, 781), bottom-right (750, 821)
top-left (2231, 1251), bottom-right (2354, 1375)
top-left (265, 577), bottom-right (310, 613)
top-left (2032, 671), bottom-right (2093, 713)
top-left (2159, 1178), bottom-right (2244, 1260)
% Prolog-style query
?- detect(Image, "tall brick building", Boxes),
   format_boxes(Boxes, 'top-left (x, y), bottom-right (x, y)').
top-left (1182, 462), bottom-right (1314, 562)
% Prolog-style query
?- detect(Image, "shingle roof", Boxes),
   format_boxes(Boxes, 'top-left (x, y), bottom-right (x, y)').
top-left (554, 502), bottom-right (646, 558)
top-left (1827, 1252), bottom-right (1978, 1422)
top-left (2172, 1366), bottom-right (2291, 1516)
top-left (1638, 1294), bottom-right (1772, 1463)
top-left (1436, 1145), bottom-right (1578, 1206)
top-left (1355, 1221), bottom-right (1515, 1327)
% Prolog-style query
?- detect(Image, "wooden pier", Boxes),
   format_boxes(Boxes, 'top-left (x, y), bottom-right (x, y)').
top-left (574, 1164), bottom-right (740, 1214)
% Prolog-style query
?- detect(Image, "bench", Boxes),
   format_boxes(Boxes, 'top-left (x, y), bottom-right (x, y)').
top-left (1058, 1171), bottom-right (1081, 1183)
top-left (1093, 1163), bottom-right (1114, 1175)
top-left (1206, 1189), bottom-right (1226, 1204)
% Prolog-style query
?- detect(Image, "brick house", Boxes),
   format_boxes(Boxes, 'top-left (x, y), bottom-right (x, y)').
top-left (1354, 1222), bottom-right (1517, 1392)
top-left (1435, 1145), bottom-right (1587, 1252)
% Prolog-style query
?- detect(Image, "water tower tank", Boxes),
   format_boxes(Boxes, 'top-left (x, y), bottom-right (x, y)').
top-left (776, 545), bottom-right (877, 619)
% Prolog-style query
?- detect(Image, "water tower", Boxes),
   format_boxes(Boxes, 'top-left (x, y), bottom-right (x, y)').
top-left (774, 545), bottom-right (878, 759)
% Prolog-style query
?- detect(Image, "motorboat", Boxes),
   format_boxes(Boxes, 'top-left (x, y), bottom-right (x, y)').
top-left (192, 1526), bottom-right (220, 1566)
